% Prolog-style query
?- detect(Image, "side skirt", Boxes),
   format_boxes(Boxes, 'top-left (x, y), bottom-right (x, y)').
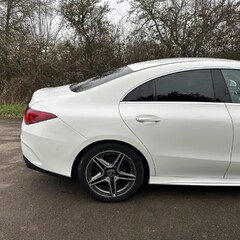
top-left (149, 176), bottom-right (240, 186)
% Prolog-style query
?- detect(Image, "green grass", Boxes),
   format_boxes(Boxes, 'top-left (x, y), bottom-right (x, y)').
top-left (0, 104), bottom-right (26, 119)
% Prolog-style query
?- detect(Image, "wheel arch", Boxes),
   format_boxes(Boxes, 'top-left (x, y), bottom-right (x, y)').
top-left (71, 140), bottom-right (150, 184)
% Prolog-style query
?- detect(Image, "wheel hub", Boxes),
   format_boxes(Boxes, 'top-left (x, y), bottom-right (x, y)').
top-left (106, 169), bottom-right (116, 178)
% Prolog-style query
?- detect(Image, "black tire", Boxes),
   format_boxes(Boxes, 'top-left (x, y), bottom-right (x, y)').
top-left (78, 143), bottom-right (144, 202)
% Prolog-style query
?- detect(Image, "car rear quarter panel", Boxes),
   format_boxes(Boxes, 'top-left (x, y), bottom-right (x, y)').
top-left (21, 118), bottom-right (87, 177)
top-left (28, 98), bottom-right (157, 177)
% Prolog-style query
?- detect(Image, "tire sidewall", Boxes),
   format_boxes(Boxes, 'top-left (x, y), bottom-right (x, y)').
top-left (78, 143), bottom-right (144, 202)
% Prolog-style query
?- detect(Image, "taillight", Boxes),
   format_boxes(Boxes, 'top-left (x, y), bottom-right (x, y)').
top-left (24, 107), bottom-right (57, 125)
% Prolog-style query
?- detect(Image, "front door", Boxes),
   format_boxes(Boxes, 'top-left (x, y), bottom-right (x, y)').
top-left (220, 69), bottom-right (240, 178)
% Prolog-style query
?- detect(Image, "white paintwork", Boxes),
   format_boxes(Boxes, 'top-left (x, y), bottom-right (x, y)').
top-left (29, 84), bottom-right (73, 106)
top-left (150, 177), bottom-right (240, 186)
top-left (127, 58), bottom-right (237, 71)
top-left (21, 58), bottom-right (240, 185)
top-left (21, 118), bottom-right (87, 176)
top-left (119, 102), bottom-right (232, 178)
top-left (224, 103), bottom-right (240, 178)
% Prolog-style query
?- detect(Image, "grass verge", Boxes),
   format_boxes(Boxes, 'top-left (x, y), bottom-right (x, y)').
top-left (0, 104), bottom-right (26, 119)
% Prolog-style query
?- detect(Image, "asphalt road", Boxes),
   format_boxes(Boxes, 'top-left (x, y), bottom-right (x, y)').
top-left (1, 120), bottom-right (240, 240)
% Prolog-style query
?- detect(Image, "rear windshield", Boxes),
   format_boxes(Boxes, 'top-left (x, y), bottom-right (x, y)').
top-left (70, 66), bottom-right (133, 92)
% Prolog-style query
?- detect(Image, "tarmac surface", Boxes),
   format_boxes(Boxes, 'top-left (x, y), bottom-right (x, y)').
top-left (1, 119), bottom-right (240, 240)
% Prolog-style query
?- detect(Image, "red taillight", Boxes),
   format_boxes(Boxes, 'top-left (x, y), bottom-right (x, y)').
top-left (24, 107), bottom-right (57, 125)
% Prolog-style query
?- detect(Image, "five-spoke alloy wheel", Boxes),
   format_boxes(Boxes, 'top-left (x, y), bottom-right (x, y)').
top-left (78, 143), bottom-right (144, 202)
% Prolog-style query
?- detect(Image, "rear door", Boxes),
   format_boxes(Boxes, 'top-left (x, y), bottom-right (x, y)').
top-left (119, 69), bottom-right (233, 178)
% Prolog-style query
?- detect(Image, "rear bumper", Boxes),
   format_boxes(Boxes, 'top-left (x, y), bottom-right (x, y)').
top-left (23, 155), bottom-right (69, 178)
top-left (21, 118), bottom-right (87, 177)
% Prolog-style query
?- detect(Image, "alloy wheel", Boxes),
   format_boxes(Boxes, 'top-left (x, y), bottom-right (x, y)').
top-left (85, 150), bottom-right (137, 198)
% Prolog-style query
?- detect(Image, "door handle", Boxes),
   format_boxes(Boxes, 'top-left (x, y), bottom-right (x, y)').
top-left (136, 115), bottom-right (161, 123)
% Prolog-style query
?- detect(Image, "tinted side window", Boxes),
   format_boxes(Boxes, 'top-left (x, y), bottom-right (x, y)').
top-left (211, 70), bottom-right (231, 103)
top-left (123, 80), bottom-right (154, 101)
top-left (221, 69), bottom-right (240, 103)
top-left (155, 70), bottom-right (215, 102)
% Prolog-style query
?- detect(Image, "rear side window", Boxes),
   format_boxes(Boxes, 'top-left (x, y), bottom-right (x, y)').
top-left (70, 66), bottom-right (133, 92)
top-left (123, 80), bottom-right (154, 101)
top-left (123, 69), bottom-right (215, 102)
top-left (156, 70), bottom-right (214, 102)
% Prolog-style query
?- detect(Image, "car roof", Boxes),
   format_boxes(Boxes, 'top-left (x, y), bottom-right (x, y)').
top-left (127, 58), bottom-right (239, 71)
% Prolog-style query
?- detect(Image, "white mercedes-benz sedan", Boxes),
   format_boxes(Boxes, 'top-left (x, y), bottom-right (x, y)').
top-left (21, 58), bottom-right (240, 202)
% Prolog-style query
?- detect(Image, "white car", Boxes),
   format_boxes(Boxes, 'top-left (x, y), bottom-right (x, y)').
top-left (21, 58), bottom-right (240, 202)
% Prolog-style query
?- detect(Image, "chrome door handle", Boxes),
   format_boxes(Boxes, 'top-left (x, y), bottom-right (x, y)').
top-left (136, 115), bottom-right (161, 123)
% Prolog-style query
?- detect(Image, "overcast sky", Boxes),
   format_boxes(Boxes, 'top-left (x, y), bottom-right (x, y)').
top-left (107, 0), bottom-right (131, 23)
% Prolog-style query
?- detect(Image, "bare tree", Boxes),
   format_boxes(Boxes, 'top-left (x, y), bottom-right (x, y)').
top-left (0, 0), bottom-right (39, 102)
top-left (19, 0), bottom-right (63, 87)
top-left (1, 0), bottom-right (240, 103)
top-left (126, 0), bottom-right (240, 57)
top-left (60, 0), bottom-right (123, 78)
top-left (0, 0), bottom-right (63, 103)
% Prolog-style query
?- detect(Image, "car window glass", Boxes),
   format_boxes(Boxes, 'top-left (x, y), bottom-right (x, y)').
top-left (211, 70), bottom-right (231, 103)
top-left (155, 70), bottom-right (215, 102)
top-left (123, 80), bottom-right (154, 101)
top-left (70, 66), bottom-right (133, 92)
top-left (221, 69), bottom-right (240, 103)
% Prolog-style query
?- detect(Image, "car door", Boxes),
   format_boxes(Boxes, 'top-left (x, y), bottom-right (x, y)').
top-left (220, 69), bottom-right (240, 178)
top-left (119, 69), bottom-right (233, 178)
